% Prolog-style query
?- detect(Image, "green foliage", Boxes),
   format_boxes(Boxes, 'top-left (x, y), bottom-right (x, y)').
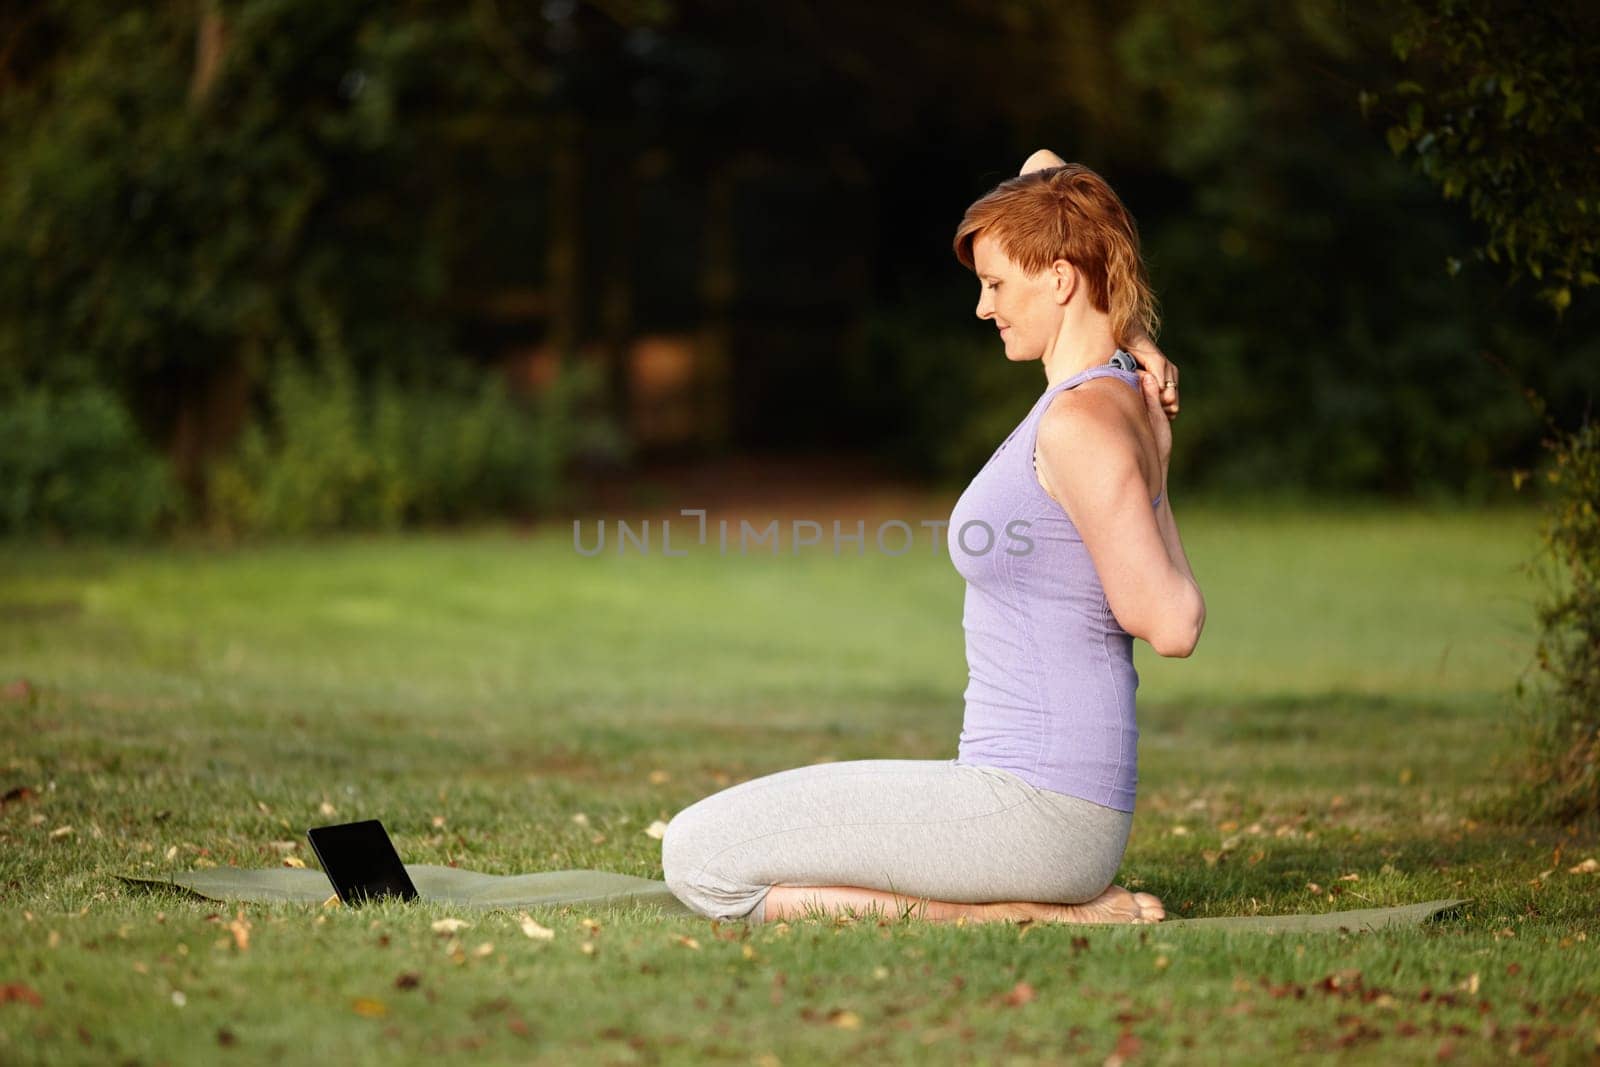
top-left (208, 355), bottom-right (610, 535)
top-left (0, 383), bottom-right (181, 537)
top-left (1500, 418), bottom-right (1600, 824)
top-left (1379, 0), bottom-right (1600, 313)
top-left (0, 0), bottom-right (523, 441)
top-left (848, 307), bottom-right (1042, 486)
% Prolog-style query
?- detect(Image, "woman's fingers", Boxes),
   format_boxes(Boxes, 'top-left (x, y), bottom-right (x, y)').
top-left (1020, 149), bottom-right (1067, 175)
top-left (1126, 336), bottom-right (1179, 419)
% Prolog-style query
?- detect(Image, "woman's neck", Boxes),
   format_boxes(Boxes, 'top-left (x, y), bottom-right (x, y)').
top-left (1040, 308), bottom-right (1118, 388)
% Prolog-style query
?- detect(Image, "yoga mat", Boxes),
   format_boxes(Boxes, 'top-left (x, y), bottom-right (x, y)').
top-left (119, 864), bottom-right (696, 915)
top-left (120, 866), bottom-right (1469, 931)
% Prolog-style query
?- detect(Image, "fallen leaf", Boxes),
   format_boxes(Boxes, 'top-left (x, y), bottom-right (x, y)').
top-left (518, 914), bottom-right (554, 940)
top-left (227, 914), bottom-right (251, 952)
top-left (431, 918), bottom-right (471, 934)
top-left (352, 997), bottom-right (387, 1018)
top-left (828, 1009), bottom-right (861, 1030)
top-left (1566, 858), bottom-right (1598, 874)
top-left (579, 918), bottom-right (601, 932)
top-left (1003, 981), bottom-right (1036, 1005)
top-left (1, 786), bottom-right (35, 807)
top-left (648, 769), bottom-right (671, 784)
top-left (395, 972), bottom-right (421, 990)
top-left (319, 801), bottom-right (336, 817)
top-left (1338, 873), bottom-right (1360, 882)
top-left (472, 942), bottom-right (494, 958)
top-left (171, 991), bottom-right (187, 1007)
top-left (266, 841), bottom-right (298, 853)
top-left (282, 856), bottom-right (306, 869)
top-left (1106, 1027), bottom-right (1142, 1065)
top-left (0, 983), bottom-right (43, 1006)
top-left (431, 815), bottom-right (446, 828)
top-left (645, 820), bottom-right (669, 840)
top-left (674, 935), bottom-right (701, 951)
top-left (321, 894), bottom-right (341, 908)
top-left (48, 825), bottom-right (73, 839)
top-left (571, 812), bottom-right (590, 827)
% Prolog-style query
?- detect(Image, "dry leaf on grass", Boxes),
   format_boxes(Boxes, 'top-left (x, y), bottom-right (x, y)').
top-left (282, 856), bottom-right (306, 869)
top-left (351, 997), bottom-right (387, 1018)
top-left (0, 983), bottom-right (43, 1006)
top-left (1567, 858), bottom-right (1598, 874)
top-left (645, 820), bottom-right (669, 840)
top-left (517, 913), bottom-right (554, 940)
top-left (227, 914), bottom-right (251, 952)
top-left (1002, 981), bottom-right (1036, 1006)
top-left (431, 918), bottom-right (471, 933)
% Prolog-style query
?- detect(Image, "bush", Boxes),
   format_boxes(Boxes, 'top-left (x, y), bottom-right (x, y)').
top-left (208, 354), bottom-right (617, 535)
top-left (0, 383), bottom-right (180, 537)
top-left (1491, 417), bottom-right (1600, 826)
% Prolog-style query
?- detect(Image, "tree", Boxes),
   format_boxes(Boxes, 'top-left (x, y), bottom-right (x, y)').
top-left (1375, 0), bottom-right (1600, 823)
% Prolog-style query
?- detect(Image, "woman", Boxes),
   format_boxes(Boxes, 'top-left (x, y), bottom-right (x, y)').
top-left (661, 151), bottom-right (1203, 925)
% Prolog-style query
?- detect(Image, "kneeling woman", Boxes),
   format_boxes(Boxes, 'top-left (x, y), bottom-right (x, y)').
top-left (662, 151), bottom-right (1205, 925)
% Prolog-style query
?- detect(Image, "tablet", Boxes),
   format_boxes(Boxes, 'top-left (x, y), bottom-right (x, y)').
top-left (305, 819), bottom-right (420, 905)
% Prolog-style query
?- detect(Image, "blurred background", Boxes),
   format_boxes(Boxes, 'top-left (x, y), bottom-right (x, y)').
top-left (1, 0), bottom-right (1596, 536)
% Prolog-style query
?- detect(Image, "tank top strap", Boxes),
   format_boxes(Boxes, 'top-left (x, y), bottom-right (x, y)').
top-left (1033, 364), bottom-right (1142, 413)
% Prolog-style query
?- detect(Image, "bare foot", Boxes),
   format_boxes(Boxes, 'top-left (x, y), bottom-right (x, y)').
top-left (1006, 884), bottom-right (1166, 925)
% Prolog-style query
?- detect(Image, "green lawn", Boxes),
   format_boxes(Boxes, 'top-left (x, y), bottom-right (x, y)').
top-left (2, 501), bottom-right (1596, 1063)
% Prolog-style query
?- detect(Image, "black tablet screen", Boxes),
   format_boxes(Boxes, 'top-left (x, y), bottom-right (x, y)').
top-left (306, 819), bottom-right (419, 905)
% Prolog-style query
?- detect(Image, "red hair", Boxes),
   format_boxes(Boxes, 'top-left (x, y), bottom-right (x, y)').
top-left (953, 163), bottom-right (1159, 348)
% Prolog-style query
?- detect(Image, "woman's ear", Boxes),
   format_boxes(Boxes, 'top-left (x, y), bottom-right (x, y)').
top-left (1051, 259), bottom-right (1076, 305)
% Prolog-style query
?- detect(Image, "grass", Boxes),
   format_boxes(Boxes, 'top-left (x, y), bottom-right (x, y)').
top-left (2, 498), bottom-right (1597, 1064)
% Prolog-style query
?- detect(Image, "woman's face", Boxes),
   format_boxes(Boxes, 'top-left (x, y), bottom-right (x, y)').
top-left (972, 231), bottom-right (1067, 362)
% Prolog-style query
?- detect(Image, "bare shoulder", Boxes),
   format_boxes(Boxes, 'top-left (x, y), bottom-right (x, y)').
top-left (1038, 376), bottom-right (1145, 447)
top-left (1036, 377), bottom-right (1158, 499)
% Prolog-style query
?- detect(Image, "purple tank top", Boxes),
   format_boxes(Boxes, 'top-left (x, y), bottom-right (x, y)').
top-left (946, 363), bottom-right (1161, 813)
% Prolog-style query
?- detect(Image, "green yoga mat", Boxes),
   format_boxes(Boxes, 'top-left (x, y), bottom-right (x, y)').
top-left (119, 866), bottom-right (1471, 932)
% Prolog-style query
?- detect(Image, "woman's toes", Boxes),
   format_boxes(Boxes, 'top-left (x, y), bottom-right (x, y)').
top-left (1132, 891), bottom-right (1166, 921)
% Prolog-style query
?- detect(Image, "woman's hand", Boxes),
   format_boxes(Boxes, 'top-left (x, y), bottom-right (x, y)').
top-left (1020, 149), bottom-right (1067, 176)
top-left (1138, 367), bottom-right (1174, 487)
top-left (1125, 334), bottom-right (1180, 421)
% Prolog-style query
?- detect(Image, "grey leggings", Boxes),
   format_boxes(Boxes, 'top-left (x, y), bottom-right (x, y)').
top-left (660, 757), bottom-right (1133, 922)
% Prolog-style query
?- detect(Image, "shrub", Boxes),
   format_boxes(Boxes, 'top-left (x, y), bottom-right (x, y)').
top-left (0, 383), bottom-right (180, 537)
top-left (208, 354), bottom-right (617, 535)
top-left (1491, 417), bottom-right (1600, 826)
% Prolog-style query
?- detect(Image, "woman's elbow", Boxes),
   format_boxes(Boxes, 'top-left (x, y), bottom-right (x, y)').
top-left (1150, 587), bottom-right (1205, 658)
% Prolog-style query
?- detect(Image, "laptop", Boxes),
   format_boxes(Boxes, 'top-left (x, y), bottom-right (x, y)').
top-left (305, 819), bottom-right (420, 905)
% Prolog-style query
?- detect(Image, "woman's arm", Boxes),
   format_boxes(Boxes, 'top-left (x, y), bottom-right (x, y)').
top-left (1035, 387), bottom-right (1205, 657)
